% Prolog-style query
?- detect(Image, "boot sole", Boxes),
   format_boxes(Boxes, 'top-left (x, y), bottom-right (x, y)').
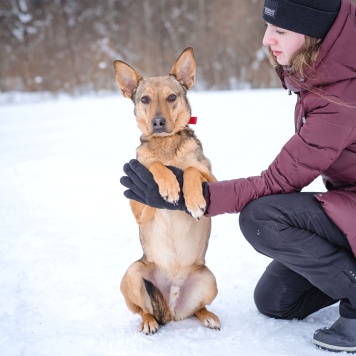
top-left (313, 338), bottom-right (356, 353)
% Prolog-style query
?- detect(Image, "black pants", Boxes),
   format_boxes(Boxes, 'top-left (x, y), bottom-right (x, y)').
top-left (239, 192), bottom-right (356, 320)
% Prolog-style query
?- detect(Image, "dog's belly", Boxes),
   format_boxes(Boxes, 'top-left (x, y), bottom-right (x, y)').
top-left (151, 263), bottom-right (212, 321)
top-left (141, 209), bottom-right (211, 269)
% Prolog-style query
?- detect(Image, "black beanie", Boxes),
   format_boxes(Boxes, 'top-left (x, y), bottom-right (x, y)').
top-left (262, 0), bottom-right (341, 38)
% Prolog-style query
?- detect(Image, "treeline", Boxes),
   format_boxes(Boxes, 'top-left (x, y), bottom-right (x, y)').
top-left (0, 0), bottom-right (335, 95)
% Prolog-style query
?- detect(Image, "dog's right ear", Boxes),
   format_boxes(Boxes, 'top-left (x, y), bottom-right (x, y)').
top-left (114, 60), bottom-right (142, 99)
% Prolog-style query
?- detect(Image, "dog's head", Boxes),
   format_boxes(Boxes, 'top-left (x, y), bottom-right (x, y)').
top-left (114, 47), bottom-right (196, 137)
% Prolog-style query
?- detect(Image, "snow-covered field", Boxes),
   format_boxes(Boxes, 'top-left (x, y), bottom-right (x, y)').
top-left (0, 89), bottom-right (333, 356)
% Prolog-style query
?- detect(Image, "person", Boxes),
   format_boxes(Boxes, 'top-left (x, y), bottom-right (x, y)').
top-left (120, 0), bottom-right (356, 352)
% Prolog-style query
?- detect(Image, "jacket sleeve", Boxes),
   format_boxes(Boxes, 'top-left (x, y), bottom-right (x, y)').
top-left (205, 99), bottom-right (355, 217)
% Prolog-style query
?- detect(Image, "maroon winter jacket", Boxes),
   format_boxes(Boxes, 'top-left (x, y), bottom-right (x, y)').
top-left (205, 0), bottom-right (356, 257)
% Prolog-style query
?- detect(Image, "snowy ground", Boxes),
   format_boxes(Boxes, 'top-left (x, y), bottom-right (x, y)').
top-left (0, 89), bottom-right (335, 356)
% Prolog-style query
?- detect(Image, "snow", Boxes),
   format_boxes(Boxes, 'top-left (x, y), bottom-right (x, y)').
top-left (0, 89), bottom-right (334, 356)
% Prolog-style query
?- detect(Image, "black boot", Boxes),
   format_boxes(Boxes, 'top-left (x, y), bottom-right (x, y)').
top-left (313, 317), bottom-right (356, 353)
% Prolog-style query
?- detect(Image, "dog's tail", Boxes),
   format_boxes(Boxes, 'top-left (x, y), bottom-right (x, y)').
top-left (143, 278), bottom-right (172, 325)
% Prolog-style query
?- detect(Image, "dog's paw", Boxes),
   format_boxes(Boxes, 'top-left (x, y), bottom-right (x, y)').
top-left (185, 194), bottom-right (206, 220)
top-left (201, 313), bottom-right (221, 330)
top-left (195, 308), bottom-right (220, 330)
top-left (156, 173), bottom-right (180, 204)
top-left (139, 314), bottom-right (159, 335)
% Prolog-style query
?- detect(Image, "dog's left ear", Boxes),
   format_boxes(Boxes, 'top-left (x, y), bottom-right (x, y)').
top-left (170, 47), bottom-right (196, 89)
top-left (114, 60), bottom-right (142, 99)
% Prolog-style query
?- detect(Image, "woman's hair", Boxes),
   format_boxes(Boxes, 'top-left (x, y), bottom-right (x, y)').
top-left (267, 35), bottom-right (322, 77)
top-left (268, 35), bottom-right (356, 108)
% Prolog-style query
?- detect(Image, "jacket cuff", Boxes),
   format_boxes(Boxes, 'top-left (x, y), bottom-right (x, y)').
top-left (202, 182), bottom-right (211, 216)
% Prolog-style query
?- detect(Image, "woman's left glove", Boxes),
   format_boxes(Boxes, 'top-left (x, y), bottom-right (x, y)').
top-left (120, 159), bottom-right (190, 213)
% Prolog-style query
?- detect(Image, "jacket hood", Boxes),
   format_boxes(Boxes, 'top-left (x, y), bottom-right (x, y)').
top-left (279, 0), bottom-right (356, 89)
top-left (309, 0), bottom-right (356, 86)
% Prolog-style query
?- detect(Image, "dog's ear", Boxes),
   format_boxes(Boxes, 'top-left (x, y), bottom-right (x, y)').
top-left (114, 60), bottom-right (142, 99)
top-left (170, 47), bottom-right (196, 89)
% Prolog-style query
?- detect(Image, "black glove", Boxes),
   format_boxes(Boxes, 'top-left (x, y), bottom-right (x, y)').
top-left (120, 159), bottom-right (189, 213)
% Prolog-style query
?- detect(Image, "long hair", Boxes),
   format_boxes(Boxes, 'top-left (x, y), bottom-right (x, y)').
top-left (268, 36), bottom-right (356, 108)
top-left (267, 36), bottom-right (322, 77)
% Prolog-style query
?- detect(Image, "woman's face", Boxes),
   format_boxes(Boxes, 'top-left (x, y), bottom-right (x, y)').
top-left (263, 23), bottom-right (305, 65)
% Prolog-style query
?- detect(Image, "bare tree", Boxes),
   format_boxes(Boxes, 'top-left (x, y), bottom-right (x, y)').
top-left (3, 0), bottom-right (352, 95)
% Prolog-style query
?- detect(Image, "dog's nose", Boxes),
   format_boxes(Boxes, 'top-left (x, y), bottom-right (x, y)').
top-left (152, 117), bottom-right (166, 133)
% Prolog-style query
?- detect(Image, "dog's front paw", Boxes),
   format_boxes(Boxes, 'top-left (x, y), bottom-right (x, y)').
top-left (156, 171), bottom-right (181, 204)
top-left (148, 162), bottom-right (181, 204)
top-left (185, 194), bottom-right (206, 220)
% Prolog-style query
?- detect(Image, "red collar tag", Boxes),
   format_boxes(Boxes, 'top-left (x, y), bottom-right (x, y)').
top-left (188, 116), bottom-right (197, 125)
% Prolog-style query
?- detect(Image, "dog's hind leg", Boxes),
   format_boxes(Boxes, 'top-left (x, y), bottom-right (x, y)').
top-left (174, 265), bottom-right (220, 329)
top-left (120, 261), bottom-right (171, 335)
top-left (192, 268), bottom-right (220, 330)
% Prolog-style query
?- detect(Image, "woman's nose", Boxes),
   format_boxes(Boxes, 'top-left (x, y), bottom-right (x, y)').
top-left (262, 28), bottom-right (275, 47)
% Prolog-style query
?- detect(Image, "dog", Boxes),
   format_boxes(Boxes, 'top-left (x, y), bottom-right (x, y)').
top-left (114, 47), bottom-right (220, 334)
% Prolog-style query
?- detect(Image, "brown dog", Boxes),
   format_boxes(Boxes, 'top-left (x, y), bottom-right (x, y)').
top-left (114, 47), bottom-right (220, 334)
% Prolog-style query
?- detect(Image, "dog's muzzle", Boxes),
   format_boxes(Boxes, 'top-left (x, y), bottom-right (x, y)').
top-left (152, 117), bottom-right (166, 133)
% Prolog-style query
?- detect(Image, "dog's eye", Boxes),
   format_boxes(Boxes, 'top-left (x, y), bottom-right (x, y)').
top-left (167, 94), bottom-right (177, 102)
top-left (141, 96), bottom-right (150, 104)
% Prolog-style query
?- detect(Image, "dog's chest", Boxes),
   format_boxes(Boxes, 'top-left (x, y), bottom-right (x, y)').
top-left (137, 131), bottom-right (200, 167)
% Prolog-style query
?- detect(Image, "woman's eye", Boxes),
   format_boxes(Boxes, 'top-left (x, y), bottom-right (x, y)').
top-left (141, 96), bottom-right (150, 104)
top-left (167, 94), bottom-right (177, 102)
top-left (276, 30), bottom-right (285, 35)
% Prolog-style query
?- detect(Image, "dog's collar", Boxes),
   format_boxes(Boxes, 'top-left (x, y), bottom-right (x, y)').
top-left (188, 117), bottom-right (197, 125)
